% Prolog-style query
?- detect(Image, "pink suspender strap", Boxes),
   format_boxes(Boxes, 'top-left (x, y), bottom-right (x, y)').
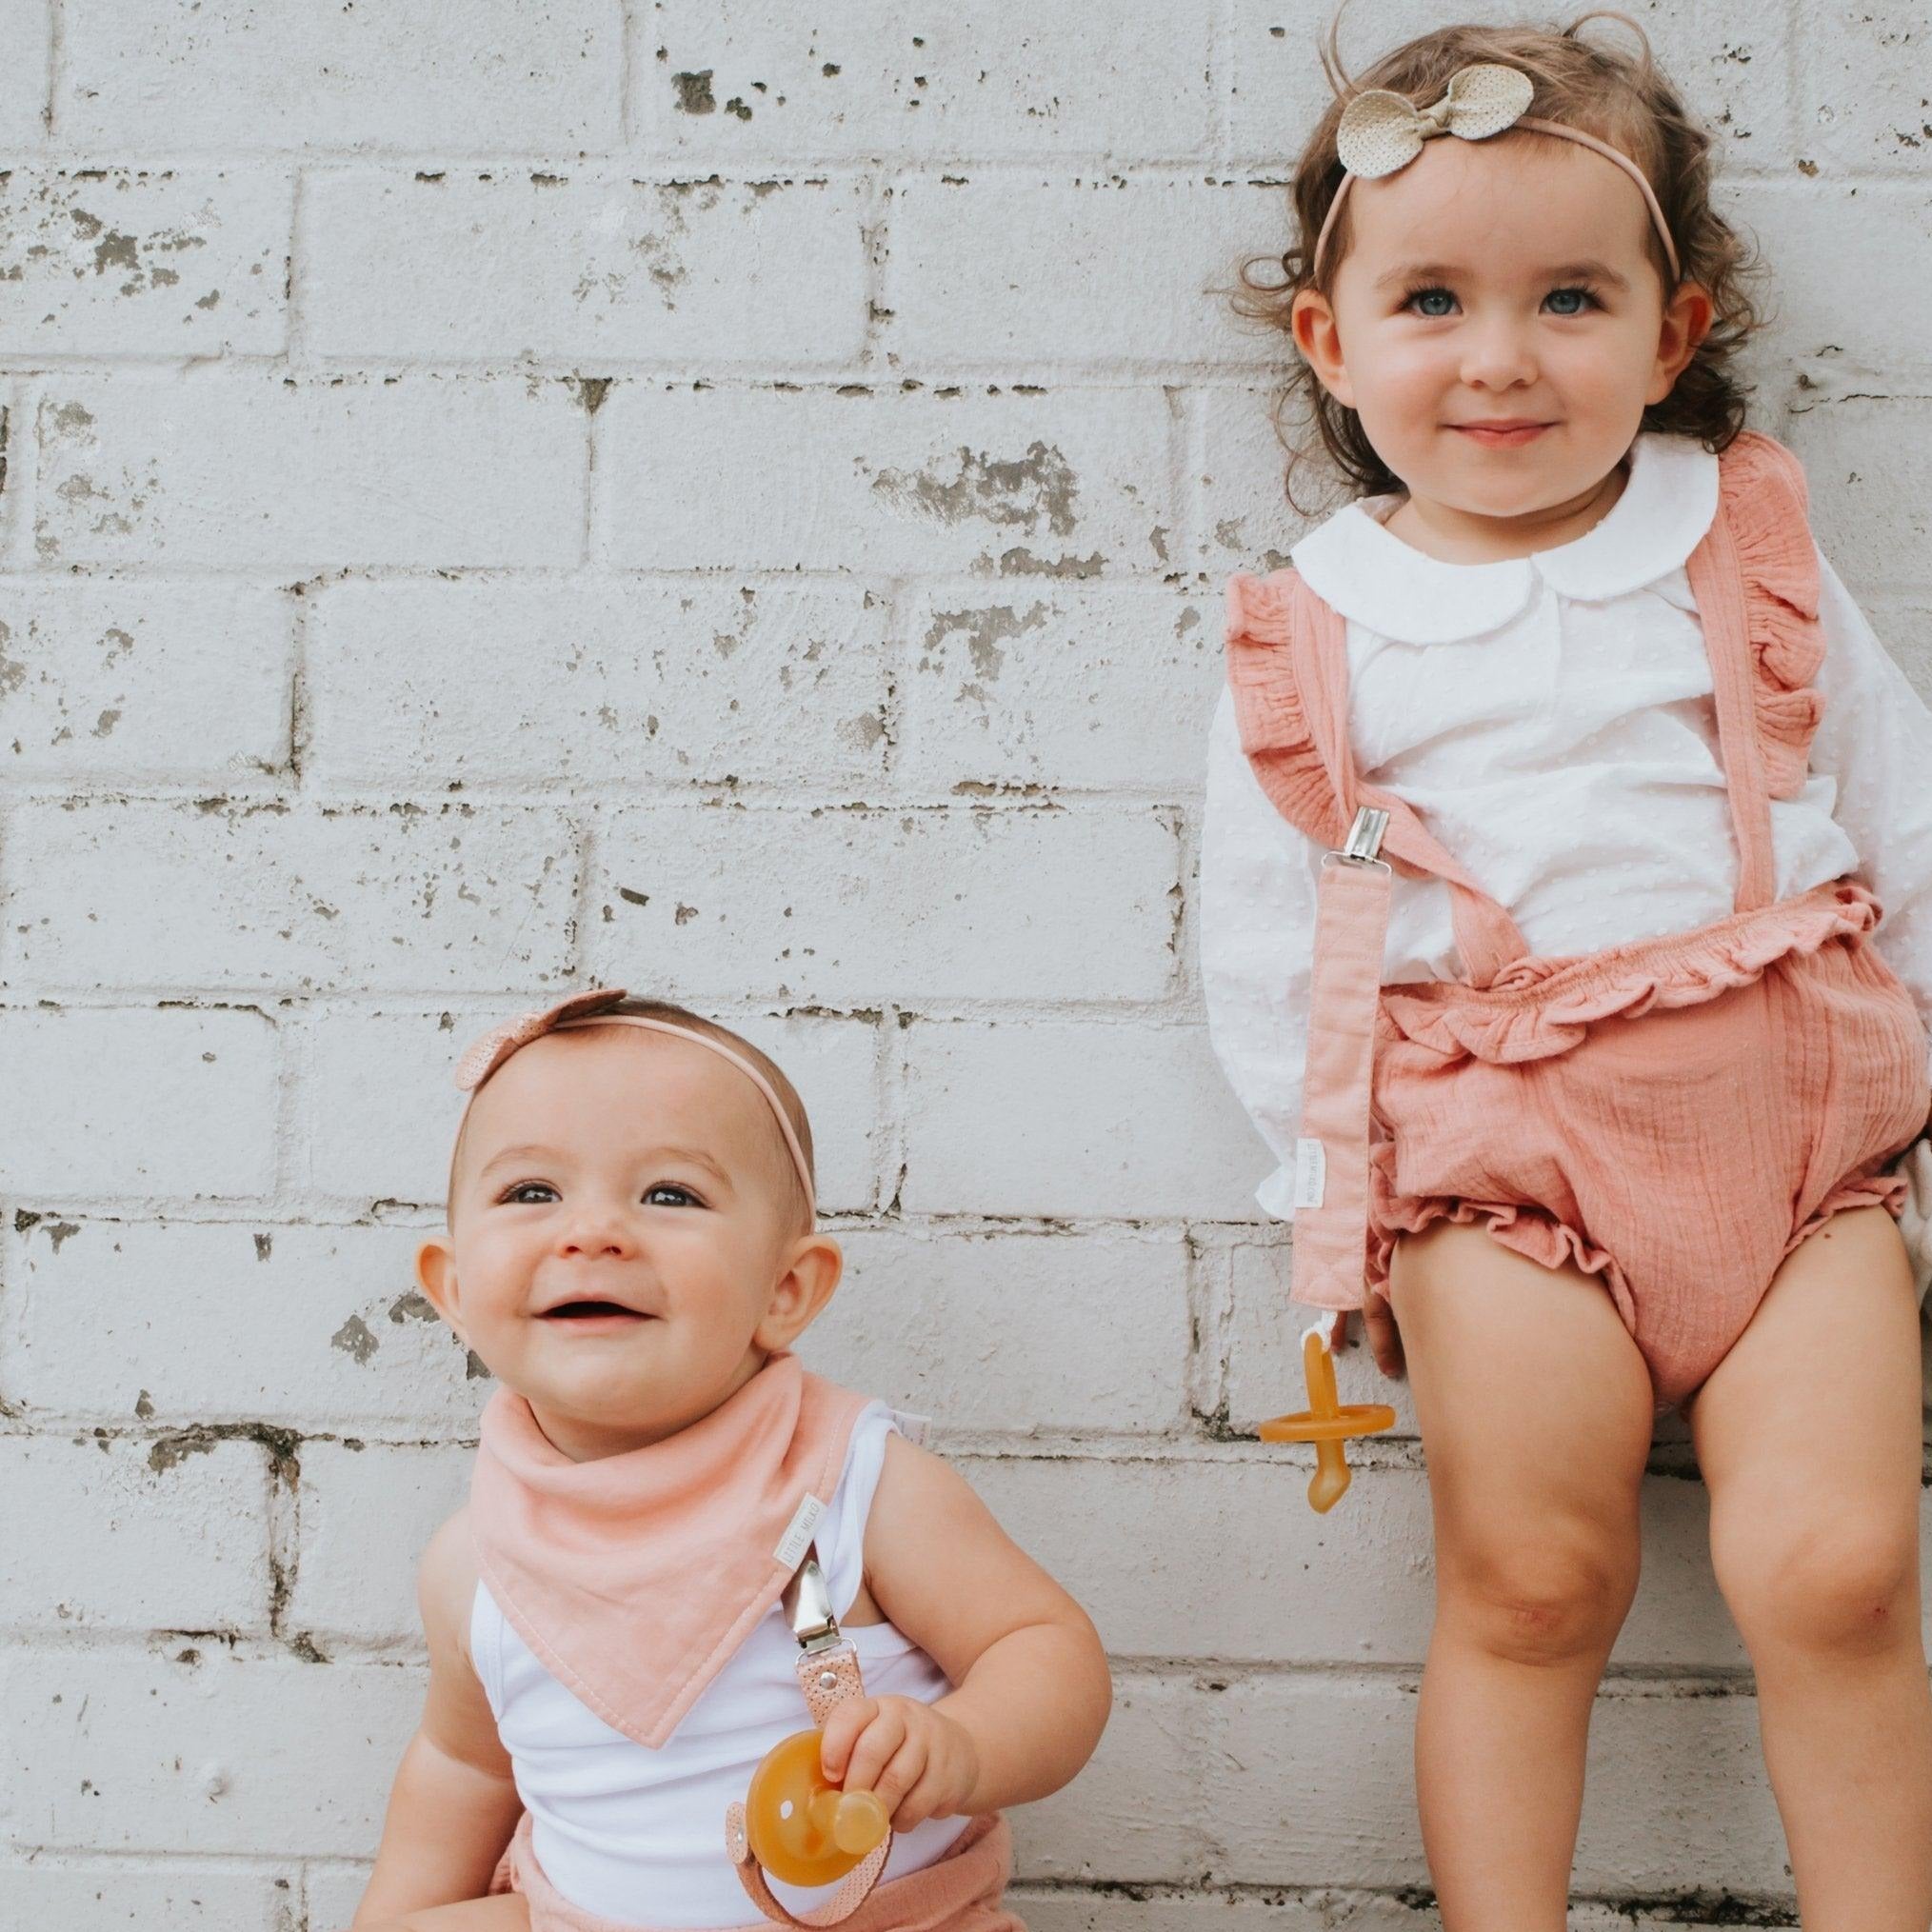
top-left (1265, 577), bottom-right (1531, 1311)
top-left (1290, 809), bottom-right (1397, 1310)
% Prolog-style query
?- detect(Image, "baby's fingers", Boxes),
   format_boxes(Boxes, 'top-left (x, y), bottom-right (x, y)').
top-left (867, 1737), bottom-right (930, 1826)
top-left (818, 1697), bottom-right (879, 1782)
top-left (832, 1703), bottom-right (909, 1800)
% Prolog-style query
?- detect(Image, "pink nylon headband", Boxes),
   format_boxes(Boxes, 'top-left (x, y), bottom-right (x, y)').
top-left (453, 989), bottom-right (817, 1225)
top-left (1311, 118), bottom-right (1682, 287)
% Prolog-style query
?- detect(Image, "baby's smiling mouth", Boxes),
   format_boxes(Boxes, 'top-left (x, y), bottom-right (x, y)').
top-left (539, 1299), bottom-right (655, 1324)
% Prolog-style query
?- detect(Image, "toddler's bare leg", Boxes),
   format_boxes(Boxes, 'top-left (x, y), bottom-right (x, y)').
top-left (1690, 1205), bottom-right (1932, 1931)
top-left (1389, 1222), bottom-right (1652, 1932)
top-left (349, 1897), bottom-right (530, 1932)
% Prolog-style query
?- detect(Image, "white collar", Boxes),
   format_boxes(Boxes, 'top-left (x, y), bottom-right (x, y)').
top-left (1289, 431), bottom-right (1721, 645)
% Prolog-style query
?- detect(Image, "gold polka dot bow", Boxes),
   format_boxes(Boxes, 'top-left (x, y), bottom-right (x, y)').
top-left (1335, 63), bottom-right (1537, 180)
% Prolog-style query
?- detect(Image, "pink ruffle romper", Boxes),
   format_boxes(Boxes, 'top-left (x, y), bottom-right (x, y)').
top-left (1225, 431), bottom-right (1929, 1406)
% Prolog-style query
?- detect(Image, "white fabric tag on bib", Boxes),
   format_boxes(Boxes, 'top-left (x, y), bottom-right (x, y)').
top-left (773, 1493), bottom-right (827, 1569)
top-left (1292, 1137), bottom-right (1327, 1210)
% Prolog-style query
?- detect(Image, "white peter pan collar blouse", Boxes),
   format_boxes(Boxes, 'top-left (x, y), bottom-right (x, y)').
top-left (1202, 431), bottom-right (1932, 1222)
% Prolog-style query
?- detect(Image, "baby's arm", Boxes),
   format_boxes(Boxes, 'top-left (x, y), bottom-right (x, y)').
top-left (817, 1435), bottom-right (1110, 1832)
top-left (351, 1509), bottom-right (525, 1926)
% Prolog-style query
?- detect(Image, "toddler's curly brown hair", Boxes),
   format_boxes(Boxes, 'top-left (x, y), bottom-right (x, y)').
top-left (1235, 10), bottom-right (1766, 513)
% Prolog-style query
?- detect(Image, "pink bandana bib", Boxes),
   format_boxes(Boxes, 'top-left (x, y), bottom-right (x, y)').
top-left (470, 1353), bottom-right (870, 1749)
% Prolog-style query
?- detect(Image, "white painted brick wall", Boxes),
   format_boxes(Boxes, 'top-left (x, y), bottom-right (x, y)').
top-left (3, 3), bottom-right (1926, 1926)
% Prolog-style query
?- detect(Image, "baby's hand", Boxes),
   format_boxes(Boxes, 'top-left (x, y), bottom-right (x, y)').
top-left (818, 1694), bottom-right (980, 1833)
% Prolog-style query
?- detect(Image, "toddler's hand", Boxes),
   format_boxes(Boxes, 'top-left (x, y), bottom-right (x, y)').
top-left (819, 1694), bottom-right (980, 1833)
top-left (1329, 1301), bottom-right (1405, 1380)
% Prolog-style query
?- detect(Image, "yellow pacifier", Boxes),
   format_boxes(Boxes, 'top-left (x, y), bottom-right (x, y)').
top-left (743, 1729), bottom-right (891, 1888)
top-left (1259, 1324), bottom-right (1396, 1513)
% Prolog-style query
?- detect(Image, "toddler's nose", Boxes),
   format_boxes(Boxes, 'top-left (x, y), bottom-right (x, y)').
top-left (1460, 319), bottom-right (1539, 391)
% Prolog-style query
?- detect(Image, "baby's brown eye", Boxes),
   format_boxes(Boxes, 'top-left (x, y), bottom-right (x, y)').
top-left (644, 1185), bottom-right (700, 1207)
top-left (503, 1182), bottom-right (557, 1205)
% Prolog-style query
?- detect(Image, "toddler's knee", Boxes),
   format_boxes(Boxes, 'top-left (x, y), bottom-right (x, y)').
top-left (1441, 1536), bottom-right (1637, 1666)
top-left (1716, 1519), bottom-right (1921, 1659)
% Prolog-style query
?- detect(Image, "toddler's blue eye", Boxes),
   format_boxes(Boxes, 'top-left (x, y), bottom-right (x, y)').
top-left (1545, 287), bottom-right (1594, 315)
top-left (1407, 288), bottom-right (1456, 318)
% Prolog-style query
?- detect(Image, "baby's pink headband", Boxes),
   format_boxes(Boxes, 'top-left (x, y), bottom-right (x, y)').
top-left (1311, 63), bottom-right (1682, 286)
top-left (453, 988), bottom-right (817, 1225)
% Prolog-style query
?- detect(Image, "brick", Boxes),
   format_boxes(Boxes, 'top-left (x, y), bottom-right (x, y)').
top-left (900, 1022), bottom-right (1272, 1220)
top-left (302, 1006), bottom-right (879, 1215)
top-left (5, 799), bottom-right (578, 995)
top-left (288, 1442), bottom-right (469, 1649)
top-left (1726, 181), bottom-right (1932, 383)
top-left (642, 3), bottom-right (1213, 161)
top-left (1787, 397), bottom-right (1932, 591)
top-left (588, 804), bottom-right (1179, 1006)
top-left (887, 178), bottom-right (1279, 368)
top-left (0, 1006), bottom-right (277, 1200)
top-left (306, 578), bottom-right (888, 792)
top-left (0, 1648), bottom-right (419, 1857)
top-left (35, 377), bottom-right (585, 570)
top-left (304, 172), bottom-right (868, 366)
top-left (0, 1437), bottom-right (270, 1634)
top-left (59, 0), bottom-right (623, 150)
top-left (1224, 0), bottom-right (1793, 168)
top-left (1190, 386), bottom-right (1317, 576)
top-left (807, 1228), bottom-right (1191, 1434)
top-left (1205, 1675), bottom-right (1788, 1894)
top-left (1009, 1899), bottom-right (1439, 1932)
top-left (0, 1861), bottom-right (296, 1932)
top-left (0, 169), bottom-right (289, 357)
top-left (898, 587), bottom-right (1220, 794)
top-left (0, 0), bottom-right (49, 148)
top-left (1866, 593), bottom-right (1932, 703)
top-left (1796, 5), bottom-right (1932, 173)
top-left (0, 581), bottom-right (291, 783)
top-left (598, 386), bottom-right (1178, 577)
top-left (1008, 1673), bottom-right (1203, 1884)
top-left (302, 1865), bottom-right (369, 1932)
top-left (1, 381), bottom-right (26, 567)
top-left (0, 1219), bottom-right (485, 1433)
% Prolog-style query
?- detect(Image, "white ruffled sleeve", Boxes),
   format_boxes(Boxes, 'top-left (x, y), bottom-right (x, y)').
top-left (1805, 548), bottom-right (1932, 1088)
top-left (1201, 686), bottom-right (1323, 1221)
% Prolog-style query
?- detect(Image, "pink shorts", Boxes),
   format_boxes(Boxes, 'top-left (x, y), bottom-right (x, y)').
top-left (491, 1811), bottom-right (1024, 1932)
top-left (1367, 885), bottom-right (1929, 1406)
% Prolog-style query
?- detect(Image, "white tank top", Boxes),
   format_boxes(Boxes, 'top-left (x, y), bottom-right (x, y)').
top-left (470, 1403), bottom-right (970, 1929)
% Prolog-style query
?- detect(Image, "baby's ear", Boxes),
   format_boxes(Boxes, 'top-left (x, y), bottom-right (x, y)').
top-left (414, 1236), bottom-right (466, 1340)
top-left (755, 1233), bottom-right (844, 1352)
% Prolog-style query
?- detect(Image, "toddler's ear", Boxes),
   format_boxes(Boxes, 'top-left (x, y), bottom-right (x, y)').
top-left (754, 1233), bottom-right (844, 1353)
top-left (1291, 287), bottom-right (1356, 408)
top-left (414, 1236), bottom-right (467, 1341)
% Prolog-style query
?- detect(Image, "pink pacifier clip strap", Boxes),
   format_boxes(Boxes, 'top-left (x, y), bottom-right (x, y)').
top-left (726, 1553), bottom-right (893, 1929)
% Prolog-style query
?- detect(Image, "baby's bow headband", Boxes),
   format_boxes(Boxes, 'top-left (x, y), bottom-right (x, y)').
top-left (1312, 62), bottom-right (1681, 285)
top-left (452, 988), bottom-right (817, 1225)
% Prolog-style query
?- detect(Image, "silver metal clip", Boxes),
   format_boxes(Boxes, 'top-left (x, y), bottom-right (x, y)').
top-left (781, 1546), bottom-right (843, 1654)
top-left (1341, 806), bottom-right (1389, 865)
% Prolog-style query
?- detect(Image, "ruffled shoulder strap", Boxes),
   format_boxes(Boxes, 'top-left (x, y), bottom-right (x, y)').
top-left (1711, 428), bottom-right (1825, 801)
top-left (1225, 568), bottom-right (1352, 849)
